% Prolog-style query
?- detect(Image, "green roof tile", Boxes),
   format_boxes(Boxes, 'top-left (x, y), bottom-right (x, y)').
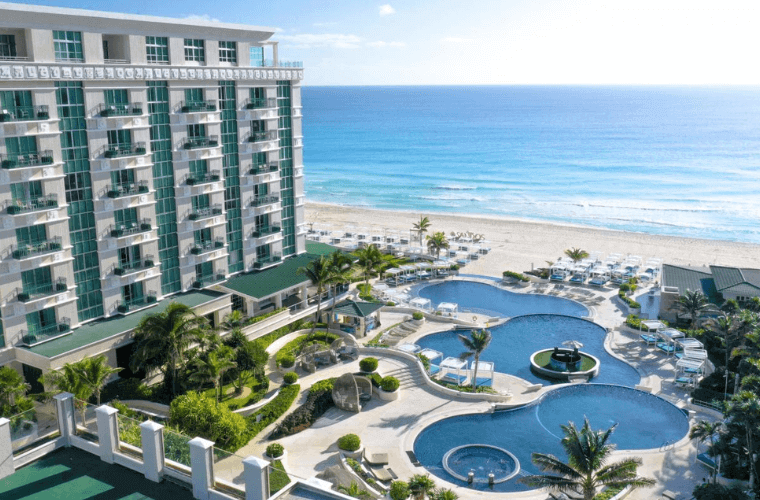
top-left (222, 254), bottom-right (317, 299)
top-left (333, 300), bottom-right (384, 318)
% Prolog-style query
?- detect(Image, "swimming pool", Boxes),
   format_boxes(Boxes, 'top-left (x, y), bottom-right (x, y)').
top-left (413, 384), bottom-right (690, 493)
top-left (416, 281), bottom-right (588, 318)
top-left (417, 314), bottom-right (640, 386)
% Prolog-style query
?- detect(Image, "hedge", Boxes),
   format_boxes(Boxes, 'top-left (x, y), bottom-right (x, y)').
top-left (338, 433), bottom-right (361, 451)
top-left (359, 357), bottom-right (379, 373)
top-left (502, 270), bottom-right (530, 282)
top-left (283, 372), bottom-right (298, 384)
top-left (266, 443), bottom-right (284, 458)
top-left (270, 378), bottom-right (335, 439)
top-left (381, 376), bottom-right (400, 392)
top-left (247, 307), bottom-right (287, 326)
top-left (275, 332), bottom-right (339, 367)
top-left (170, 391), bottom-right (249, 451)
top-left (246, 384), bottom-right (300, 439)
top-left (618, 290), bottom-right (641, 309)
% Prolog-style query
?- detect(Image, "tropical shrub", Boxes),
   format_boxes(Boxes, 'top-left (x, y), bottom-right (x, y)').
top-left (271, 379), bottom-right (336, 439)
top-left (266, 443), bottom-right (284, 458)
top-left (594, 485), bottom-right (626, 500)
top-left (279, 354), bottom-right (295, 369)
top-left (692, 483), bottom-right (750, 500)
top-left (359, 357), bottom-right (378, 373)
top-left (386, 301), bottom-right (396, 307)
top-left (275, 332), bottom-right (339, 366)
top-left (169, 391), bottom-right (249, 451)
top-left (412, 312), bottom-right (424, 320)
top-left (247, 307), bottom-right (287, 325)
top-left (283, 372), bottom-right (298, 384)
top-left (502, 270), bottom-right (530, 282)
top-left (345, 457), bottom-right (377, 486)
top-left (618, 290), bottom-right (641, 309)
top-left (381, 376), bottom-right (400, 392)
top-left (338, 433), bottom-right (361, 451)
top-left (389, 480), bottom-right (410, 500)
top-left (247, 384), bottom-right (300, 439)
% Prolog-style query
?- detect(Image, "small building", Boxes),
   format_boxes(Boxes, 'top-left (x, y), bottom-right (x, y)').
top-left (710, 266), bottom-right (760, 304)
top-left (329, 300), bottom-right (383, 338)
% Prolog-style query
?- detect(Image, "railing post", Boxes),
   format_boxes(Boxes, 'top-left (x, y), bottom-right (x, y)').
top-left (243, 456), bottom-right (270, 500)
top-left (189, 437), bottom-right (214, 500)
top-left (140, 420), bottom-right (164, 482)
top-left (96, 405), bottom-right (119, 464)
top-left (0, 418), bottom-right (14, 479)
top-left (53, 392), bottom-right (75, 445)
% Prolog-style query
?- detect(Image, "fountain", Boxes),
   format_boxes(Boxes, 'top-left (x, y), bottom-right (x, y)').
top-left (442, 444), bottom-right (520, 485)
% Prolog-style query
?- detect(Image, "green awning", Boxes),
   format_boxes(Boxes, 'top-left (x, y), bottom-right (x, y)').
top-left (333, 300), bottom-right (383, 318)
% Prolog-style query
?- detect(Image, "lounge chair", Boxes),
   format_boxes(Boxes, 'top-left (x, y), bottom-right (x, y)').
top-left (639, 334), bottom-right (658, 345)
top-left (441, 373), bottom-right (468, 385)
top-left (428, 364), bottom-right (441, 378)
top-left (674, 376), bottom-right (695, 387)
top-left (370, 465), bottom-right (395, 482)
top-left (696, 453), bottom-right (717, 471)
top-left (474, 377), bottom-right (492, 388)
top-left (364, 450), bottom-right (389, 466)
top-left (406, 450), bottom-right (421, 466)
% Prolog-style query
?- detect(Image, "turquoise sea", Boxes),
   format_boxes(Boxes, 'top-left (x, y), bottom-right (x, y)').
top-left (302, 86), bottom-right (760, 243)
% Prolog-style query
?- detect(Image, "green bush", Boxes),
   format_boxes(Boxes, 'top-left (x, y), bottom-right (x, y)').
top-left (618, 290), bottom-right (641, 309)
top-left (381, 376), bottom-right (400, 392)
top-left (271, 379), bottom-right (336, 439)
top-left (359, 357), bottom-right (378, 373)
top-left (625, 314), bottom-right (642, 329)
top-left (389, 480), bottom-right (410, 500)
top-left (386, 301), bottom-right (396, 307)
top-left (279, 354), bottom-right (295, 368)
top-left (169, 391), bottom-right (249, 451)
top-left (247, 384), bottom-right (300, 439)
top-left (338, 433), bottom-right (361, 452)
top-left (254, 319), bottom-right (308, 350)
top-left (417, 353), bottom-right (431, 371)
top-left (345, 457), bottom-right (377, 485)
top-left (266, 443), bottom-right (284, 458)
top-left (247, 307), bottom-right (287, 325)
top-left (502, 270), bottom-right (530, 282)
top-left (283, 372), bottom-right (298, 384)
top-left (412, 312), bottom-right (424, 320)
top-left (594, 485), bottom-right (625, 500)
top-left (275, 332), bottom-right (339, 366)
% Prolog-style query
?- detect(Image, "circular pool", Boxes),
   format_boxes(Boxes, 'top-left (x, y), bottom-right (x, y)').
top-left (442, 444), bottom-right (520, 484)
top-left (530, 348), bottom-right (600, 381)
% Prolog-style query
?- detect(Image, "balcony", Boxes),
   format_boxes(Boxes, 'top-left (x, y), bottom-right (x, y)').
top-left (192, 273), bottom-right (226, 289)
top-left (190, 238), bottom-right (225, 255)
top-left (183, 136), bottom-right (219, 150)
top-left (0, 105), bottom-right (50, 122)
top-left (253, 254), bottom-right (282, 270)
top-left (252, 59), bottom-right (303, 68)
top-left (20, 318), bottom-right (71, 347)
top-left (114, 256), bottom-right (155, 275)
top-left (109, 219), bottom-right (152, 237)
top-left (243, 98), bottom-right (277, 110)
top-left (107, 181), bottom-right (149, 198)
top-left (180, 101), bottom-right (217, 113)
top-left (11, 236), bottom-right (63, 259)
top-left (249, 163), bottom-right (279, 175)
top-left (104, 143), bottom-right (147, 159)
top-left (186, 171), bottom-right (221, 186)
top-left (250, 196), bottom-right (279, 208)
top-left (17, 277), bottom-right (68, 302)
top-left (117, 292), bottom-right (158, 314)
top-left (98, 103), bottom-right (144, 117)
top-left (6, 194), bottom-right (58, 214)
top-left (252, 226), bottom-right (281, 238)
top-left (188, 205), bottom-right (223, 221)
top-left (1, 151), bottom-right (54, 169)
top-left (245, 131), bottom-right (277, 143)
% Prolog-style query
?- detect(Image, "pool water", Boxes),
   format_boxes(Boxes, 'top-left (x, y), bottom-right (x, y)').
top-left (414, 384), bottom-right (690, 492)
top-left (417, 314), bottom-right (641, 386)
top-left (417, 281), bottom-right (588, 318)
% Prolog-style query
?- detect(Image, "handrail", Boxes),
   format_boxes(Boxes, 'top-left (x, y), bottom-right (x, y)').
top-left (188, 204), bottom-right (223, 220)
top-left (0, 150), bottom-right (54, 168)
top-left (11, 236), bottom-right (63, 259)
top-left (109, 218), bottom-right (152, 237)
top-left (6, 194), bottom-right (58, 214)
top-left (249, 163), bottom-right (279, 175)
top-left (103, 142), bottom-right (147, 158)
top-left (0, 105), bottom-right (49, 122)
top-left (98, 102), bottom-right (143, 117)
top-left (244, 131), bottom-right (277, 143)
top-left (180, 100), bottom-right (217, 113)
top-left (107, 181), bottom-right (149, 198)
top-left (183, 136), bottom-right (219, 149)
top-left (241, 97), bottom-right (277, 110)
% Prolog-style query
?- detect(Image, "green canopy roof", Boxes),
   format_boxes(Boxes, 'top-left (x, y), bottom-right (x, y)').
top-left (222, 253), bottom-right (315, 299)
top-left (332, 300), bottom-right (383, 318)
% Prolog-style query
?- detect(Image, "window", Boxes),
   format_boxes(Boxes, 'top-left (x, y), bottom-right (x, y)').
top-left (5, 136), bottom-right (38, 157)
top-left (16, 225), bottom-right (47, 246)
top-left (219, 41), bottom-right (237, 63)
top-left (21, 267), bottom-right (52, 294)
top-left (107, 129), bottom-right (131, 148)
top-left (256, 244), bottom-right (270, 260)
top-left (122, 283), bottom-right (144, 302)
top-left (194, 228), bottom-right (211, 245)
top-left (111, 169), bottom-right (135, 187)
top-left (53, 31), bottom-right (83, 62)
top-left (118, 245), bottom-right (141, 267)
top-left (0, 91), bottom-right (33, 116)
top-left (189, 159), bottom-right (208, 177)
top-left (249, 46), bottom-right (264, 67)
top-left (184, 39), bottom-right (205, 62)
top-left (11, 181), bottom-right (43, 202)
top-left (251, 120), bottom-right (266, 132)
top-left (104, 89), bottom-right (129, 106)
top-left (146, 36), bottom-right (169, 64)
top-left (185, 88), bottom-right (204, 105)
top-left (26, 308), bottom-right (57, 334)
top-left (187, 124), bottom-right (206, 139)
top-left (114, 208), bottom-right (138, 228)
top-left (0, 34), bottom-right (17, 59)
top-left (102, 40), bottom-right (109, 60)
top-left (192, 194), bottom-right (210, 211)
top-left (196, 261), bottom-right (213, 280)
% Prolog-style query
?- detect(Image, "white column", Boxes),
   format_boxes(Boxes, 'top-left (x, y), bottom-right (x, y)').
top-left (96, 405), bottom-right (119, 464)
top-left (0, 418), bottom-right (14, 480)
top-left (53, 392), bottom-right (75, 444)
top-left (272, 42), bottom-right (279, 66)
top-left (243, 456), bottom-right (270, 500)
top-left (140, 420), bottom-right (164, 482)
top-left (189, 437), bottom-right (214, 500)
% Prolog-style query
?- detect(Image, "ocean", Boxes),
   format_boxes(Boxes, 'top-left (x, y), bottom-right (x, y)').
top-left (301, 86), bottom-right (760, 243)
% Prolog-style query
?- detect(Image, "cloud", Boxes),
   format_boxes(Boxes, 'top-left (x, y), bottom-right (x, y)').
top-left (441, 37), bottom-right (476, 44)
top-left (379, 4), bottom-right (396, 16)
top-left (367, 41), bottom-right (406, 48)
top-left (313, 22), bottom-right (338, 27)
top-left (183, 14), bottom-right (221, 23)
top-left (277, 33), bottom-right (362, 49)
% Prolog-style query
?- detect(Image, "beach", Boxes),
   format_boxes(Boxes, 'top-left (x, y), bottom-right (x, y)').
top-left (307, 202), bottom-right (760, 275)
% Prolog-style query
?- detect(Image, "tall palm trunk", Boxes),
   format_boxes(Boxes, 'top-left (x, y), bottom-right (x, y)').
top-left (311, 291), bottom-right (323, 334)
top-left (471, 354), bottom-right (479, 388)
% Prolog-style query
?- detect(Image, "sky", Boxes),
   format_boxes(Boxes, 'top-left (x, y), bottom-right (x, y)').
top-left (9, 0), bottom-right (760, 85)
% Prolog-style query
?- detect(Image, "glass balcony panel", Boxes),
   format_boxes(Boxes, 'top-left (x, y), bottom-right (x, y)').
top-left (188, 204), bottom-right (223, 221)
top-left (17, 277), bottom-right (67, 302)
top-left (183, 136), bottom-right (219, 149)
top-left (109, 218), bottom-right (152, 237)
top-left (1, 151), bottom-right (54, 169)
top-left (6, 194), bottom-right (58, 214)
top-left (0, 105), bottom-right (50, 122)
top-left (107, 181), bottom-right (149, 198)
top-left (12, 236), bottom-right (63, 259)
top-left (244, 97), bottom-right (277, 110)
top-left (250, 196), bottom-right (279, 207)
top-left (117, 292), bottom-right (157, 313)
top-left (190, 238), bottom-right (225, 254)
top-left (20, 317), bottom-right (71, 346)
top-left (253, 253), bottom-right (282, 269)
top-left (98, 103), bottom-right (143, 117)
top-left (104, 142), bottom-right (147, 158)
top-left (180, 100), bottom-right (217, 113)
top-left (249, 163), bottom-right (279, 175)
top-left (193, 273), bottom-right (226, 288)
top-left (246, 131), bottom-right (277, 143)
top-left (186, 170), bottom-right (221, 185)
top-left (252, 226), bottom-right (281, 237)
top-left (114, 255), bottom-right (155, 275)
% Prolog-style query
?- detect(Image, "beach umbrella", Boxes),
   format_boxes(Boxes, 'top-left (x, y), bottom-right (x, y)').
top-left (562, 340), bottom-right (584, 350)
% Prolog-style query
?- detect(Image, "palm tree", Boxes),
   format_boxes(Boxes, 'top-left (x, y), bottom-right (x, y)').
top-left (705, 316), bottom-right (741, 398)
top-left (431, 487), bottom-right (459, 500)
top-left (412, 216), bottom-right (432, 246)
top-left (564, 248), bottom-right (590, 263)
top-left (671, 290), bottom-right (718, 330)
top-left (458, 329), bottom-right (492, 389)
top-left (130, 302), bottom-right (208, 397)
top-left (189, 347), bottom-right (237, 402)
top-left (326, 250), bottom-right (354, 329)
top-left (221, 310), bottom-right (246, 331)
top-left (426, 231), bottom-right (450, 260)
top-left (519, 418), bottom-right (655, 500)
top-left (40, 362), bottom-right (93, 424)
top-left (725, 391), bottom-right (760, 490)
top-left (78, 356), bottom-right (122, 406)
top-left (0, 366), bottom-right (30, 407)
top-left (298, 256), bottom-right (330, 334)
top-left (408, 474), bottom-right (436, 500)
top-left (355, 244), bottom-right (384, 285)
top-left (690, 420), bottom-right (723, 483)
top-left (336, 481), bottom-right (371, 499)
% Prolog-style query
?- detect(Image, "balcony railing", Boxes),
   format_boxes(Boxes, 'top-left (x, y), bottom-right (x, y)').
top-left (189, 205), bottom-right (223, 221)
top-left (0, 105), bottom-right (50, 122)
top-left (109, 219), bottom-right (152, 237)
top-left (17, 277), bottom-right (68, 302)
top-left (180, 101), bottom-right (217, 113)
top-left (250, 196), bottom-right (279, 207)
top-left (104, 143), bottom-right (147, 158)
top-left (245, 131), bottom-right (277, 143)
top-left (251, 59), bottom-right (303, 68)
top-left (117, 292), bottom-right (158, 313)
top-left (252, 226), bottom-right (281, 238)
top-left (0, 55), bottom-right (29, 62)
top-left (6, 194), bottom-right (58, 214)
top-left (242, 97), bottom-right (277, 110)
top-left (249, 163), bottom-right (279, 175)
top-left (183, 136), bottom-right (219, 150)
top-left (20, 317), bottom-right (71, 347)
top-left (1, 151), bottom-right (54, 169)
top-left (107, 181), bottom-right (149, 198)
top-left (193, 273), bottom-right (226, 289)
top-left (114, 255), bottom-right (155, 275)
top-left (186, 171), bottom-right (221, 186)
top-left (253, 253), bottom-right (282, 270)
top-left (98, 102), bottom-right (144, 117)
top-left (11, 236), bottom-right (63, 259)
top-left (190, 238), bottom-right (225, 255)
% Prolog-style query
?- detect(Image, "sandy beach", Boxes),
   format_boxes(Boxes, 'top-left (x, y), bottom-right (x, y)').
top-left (307, 202), bottom-right (760, 275)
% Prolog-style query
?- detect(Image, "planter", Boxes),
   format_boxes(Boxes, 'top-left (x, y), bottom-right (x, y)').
top-left (264, 449), bottom-right (288, 470)
top-left (410, 319), bottom-right (425, 327)
top-left (516, 280), bottom-right (531, 288)
top-left (377, 388), bottom-right (399, 401)
top-left (340, 446), bottom-right (364, 462)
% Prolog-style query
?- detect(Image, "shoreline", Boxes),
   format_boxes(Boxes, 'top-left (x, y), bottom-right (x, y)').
top-left (306, 201), bottom-right (760, 275)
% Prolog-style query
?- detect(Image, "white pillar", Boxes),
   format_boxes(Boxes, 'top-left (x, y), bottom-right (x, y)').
top-left (96, 405), bottom-right (119, 464)
top-left (0, 418), bottom-right (14, 480)
top-left (243, 456), bottom-right (270, 500)
top-left (53, 392), bottom-right (75, 444)
top-left (272, 42), bottom-right (279, 66)
top-left (140, 420), bottom-right (164, 482)
top-left (189, 437), bottom-right (214, 500)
